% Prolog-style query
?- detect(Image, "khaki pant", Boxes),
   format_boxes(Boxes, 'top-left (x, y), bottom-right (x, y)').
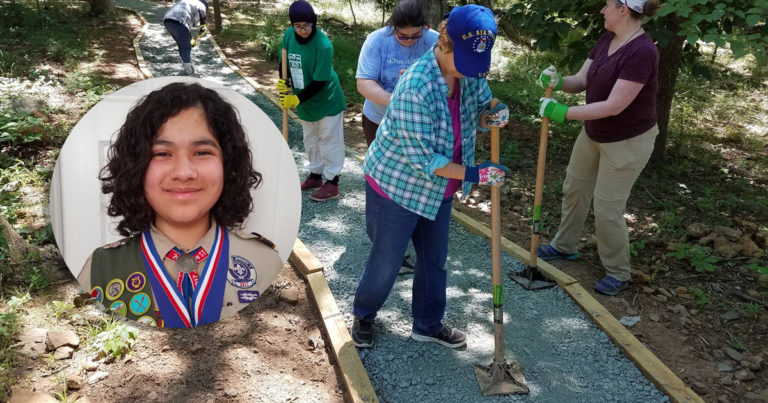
top-left (551, 125), bottom-right (658, 281)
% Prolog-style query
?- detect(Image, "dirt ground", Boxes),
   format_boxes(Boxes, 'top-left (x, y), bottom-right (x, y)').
top-left (213, 20), bottom-right (767, 403)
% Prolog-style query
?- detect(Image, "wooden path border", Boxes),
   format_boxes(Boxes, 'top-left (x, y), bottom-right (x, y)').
top-left (124, 17), bottom-right (701, 403)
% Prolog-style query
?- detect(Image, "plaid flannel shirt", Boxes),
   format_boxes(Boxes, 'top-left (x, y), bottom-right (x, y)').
top-left (363, 47), bottom-right (492, 220)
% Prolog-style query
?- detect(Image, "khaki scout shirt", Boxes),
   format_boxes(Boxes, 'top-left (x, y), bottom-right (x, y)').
top-left (78, 223), bottom-right (283, 323)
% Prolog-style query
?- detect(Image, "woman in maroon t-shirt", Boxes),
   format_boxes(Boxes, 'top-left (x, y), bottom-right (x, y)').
top-left (534, 0), bottom-right (662, 296)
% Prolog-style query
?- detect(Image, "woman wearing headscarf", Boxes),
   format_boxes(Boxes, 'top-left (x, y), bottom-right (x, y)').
top-left (278, 0), bottom-right (346, 202)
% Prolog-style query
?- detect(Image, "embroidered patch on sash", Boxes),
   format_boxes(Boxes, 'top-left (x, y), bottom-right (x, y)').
top-left (137, 316), bottom-right (157, 327)
top-left (129, 292), bottom-right (151, 315)
top-left (227, 255), bottom-right (257, 289)
top-left (237, 290), bottom-right (260, 303)
top-left (109, 300), bottom-right (127, 317)
top-left (91, 286), bottom-right (104, 304)
top-left (105, 279), bottom-right (124, 300)
top-left (126, 272), bottom-right (146, 293)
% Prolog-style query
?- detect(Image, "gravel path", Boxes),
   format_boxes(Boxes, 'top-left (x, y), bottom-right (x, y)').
top-left (118, 1), bottom-right (669, 401)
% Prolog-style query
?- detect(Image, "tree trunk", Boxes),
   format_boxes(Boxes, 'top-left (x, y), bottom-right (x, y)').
top-left (416, 0), bottom-right (448, 28)
top-left (89, 0), bottom-right (115, 16)
top-left (652, 21), bottom-right (685, 165)
top-left (212, 0), bottom-right (222, 34)
top-left (347, 0), bottom-right (357, 26)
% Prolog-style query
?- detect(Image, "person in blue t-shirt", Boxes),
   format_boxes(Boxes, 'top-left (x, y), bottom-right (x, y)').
top-left (355, 0), bottom-right (438, 146)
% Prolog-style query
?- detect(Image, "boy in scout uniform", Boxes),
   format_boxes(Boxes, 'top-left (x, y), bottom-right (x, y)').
top-left (77, 82), bottom-right (282, 328)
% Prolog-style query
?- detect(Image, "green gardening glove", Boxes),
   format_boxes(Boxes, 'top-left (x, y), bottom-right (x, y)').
top-left (279, 93), bottom-right (300, 109)
top-left (538, 97), bottom-right (568, 123)
top-left (538, 65), bottom-right (562, 91)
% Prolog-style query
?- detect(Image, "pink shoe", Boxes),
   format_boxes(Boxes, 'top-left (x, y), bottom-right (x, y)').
top-left (300, 176), bottom-right (323, 191)
top-left (309, 182), bottom-right (339, 202)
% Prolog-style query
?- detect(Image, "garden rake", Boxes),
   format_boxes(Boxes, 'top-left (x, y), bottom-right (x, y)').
top-left (473, 99), bottom-right (530, 396)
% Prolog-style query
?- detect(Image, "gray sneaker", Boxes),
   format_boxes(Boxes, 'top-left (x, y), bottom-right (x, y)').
top-left (411, 325), bottom-right (466, 348)
top-left (351, 318), bottom-right (373, 348)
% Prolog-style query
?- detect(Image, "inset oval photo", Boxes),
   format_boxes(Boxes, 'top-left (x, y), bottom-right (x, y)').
top-left (51, 77), bottom-right (301, 328)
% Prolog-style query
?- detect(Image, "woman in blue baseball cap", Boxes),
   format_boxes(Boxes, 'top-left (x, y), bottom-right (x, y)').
top-left (163, 0), bottom-right (209, 75)
top-left (350, 5), bottom-right (511, 349)
top-left (535, 0), bottom-right (662, 296)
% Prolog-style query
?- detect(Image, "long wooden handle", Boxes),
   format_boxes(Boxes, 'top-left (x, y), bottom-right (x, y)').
top-left (281, 48), bottom-right (288, 142)
top-left (488, 98), bottom-right (505, 364)
top-left (529, 87), bottom-right (553, 268)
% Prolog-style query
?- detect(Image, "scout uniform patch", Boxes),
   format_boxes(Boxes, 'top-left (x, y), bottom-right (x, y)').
top-left (228, 255), bottom-right (257, 289)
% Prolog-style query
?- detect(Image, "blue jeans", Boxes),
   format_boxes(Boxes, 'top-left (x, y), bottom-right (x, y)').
top-left (352, 182), bottom-right (452, 336)
top-left (164, 19), bottom-right (192, 63)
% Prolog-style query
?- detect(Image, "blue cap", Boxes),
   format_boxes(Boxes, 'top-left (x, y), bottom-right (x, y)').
top-left (447, 5), bottom-right (497, 78)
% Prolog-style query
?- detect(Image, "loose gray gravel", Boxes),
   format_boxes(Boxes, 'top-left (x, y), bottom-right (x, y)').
top-left (118, 1), bottom-right (669, 401)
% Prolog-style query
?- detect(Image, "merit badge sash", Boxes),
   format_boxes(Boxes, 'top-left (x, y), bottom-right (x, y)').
top-left (140, 226), bottom-right (230, 328)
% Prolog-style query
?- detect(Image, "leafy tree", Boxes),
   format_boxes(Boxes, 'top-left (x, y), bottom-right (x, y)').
top-left (499, 0), bottom-right (767, 163)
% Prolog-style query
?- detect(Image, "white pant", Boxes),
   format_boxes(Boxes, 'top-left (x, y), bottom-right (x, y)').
top-left (301, 112), bottom-right (345, 180)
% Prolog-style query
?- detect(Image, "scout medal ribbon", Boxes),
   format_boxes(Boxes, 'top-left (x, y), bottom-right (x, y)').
top-left (140, 226), bottom-right (230, 328)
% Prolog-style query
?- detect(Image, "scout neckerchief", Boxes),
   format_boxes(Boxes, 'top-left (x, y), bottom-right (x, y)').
top-left (140, 225), bottom-right (230, 328)
top-left (166, 246), bottom-right (208, 308)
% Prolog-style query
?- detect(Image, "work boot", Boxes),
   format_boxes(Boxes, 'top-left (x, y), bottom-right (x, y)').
top-left (351, 318), bottom-right (373, 348)
top-left (183, 63), bottom-right (195, 76)
top-left (411, 325), bottom-right (467, 348)
top-left (300, 173), bottom-right (323, 191)
top-left (309, 181), bottom-right (339, 202)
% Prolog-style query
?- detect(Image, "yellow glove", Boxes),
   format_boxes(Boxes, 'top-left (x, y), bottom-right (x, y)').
top-left (276, 79), bottom-right (290, 94)
top-left (279, 94), bottom-right (300, 109)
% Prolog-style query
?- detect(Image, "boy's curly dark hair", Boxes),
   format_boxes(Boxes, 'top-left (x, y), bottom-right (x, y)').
top-left (100, 82), bottom-right (262, 236)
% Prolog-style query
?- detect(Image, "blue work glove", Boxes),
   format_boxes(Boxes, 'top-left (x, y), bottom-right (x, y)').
top-left (464, 161), bottom-right (508, 186)
top-left (538, 65), bottom-right (562, 91)
top-left (538, 97), bottom-right (568, 123)
top-left (485, 102), bottom-right (509, 128)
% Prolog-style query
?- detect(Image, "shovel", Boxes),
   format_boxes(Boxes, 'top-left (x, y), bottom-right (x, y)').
top-left (473, 99), bottom-right (530, 396)
top-left (508, 86), bottom-right (557, 291)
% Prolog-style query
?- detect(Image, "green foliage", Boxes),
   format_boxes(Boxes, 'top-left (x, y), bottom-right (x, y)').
top-left (667, 243), bottom-right (721, 272)
top-left (331, 37), bottom-right (365, 105)
top-left (744, 302), bottom-right (763, 319)
top-left (500, 0), bottom-right (768, 69)
top-left (0, 109), bottom-right (47, 145)
top-left (630, 239), bottom-right (647, 257)
top-left (85, 318), bottom-right (139, 361)
top-left (0, 294), bottom-right (27, 401)
top-left (17, 224), bottom-right (54, 247)
top-left (690, 287), bottom-right (709, 308)
top-left (0, 1), bottom-right (94, 78)
top-left (26, 265), bottom-right (48, 291)
top-left (653, 0), bottom-right (768, 61)
top-left (62, 72), bottom-right (115, 109)
top-left (48, 300), bottom-right (75, 320)
top-left (747, 262), bottom-right (768, 275)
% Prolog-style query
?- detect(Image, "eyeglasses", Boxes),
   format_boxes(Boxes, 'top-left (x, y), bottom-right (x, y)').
top-left (293, 23), bottom-right (313, 32)
top-left (395, 28), bottom-right (423, 41)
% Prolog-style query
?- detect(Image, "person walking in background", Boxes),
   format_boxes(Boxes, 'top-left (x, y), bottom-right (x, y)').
top-left (536, 0), bottom-right (661, 296)
top-left (278, 0), bottom-right (346, 202)
top-left (163, 0), bottom-right (208, 76)
top-left (356, 0), bottom-right (438, 146)
top-left (351, 5), bottom-right (511, 349)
